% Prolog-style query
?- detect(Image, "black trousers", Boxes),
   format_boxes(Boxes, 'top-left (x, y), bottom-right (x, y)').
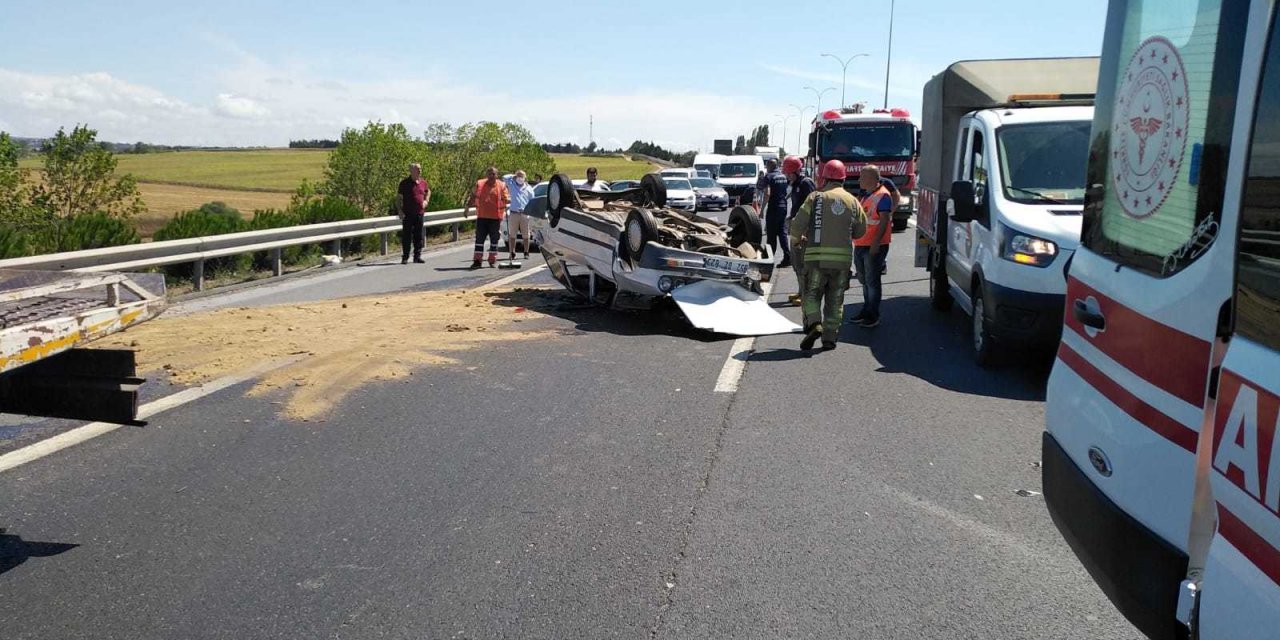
top-left (401, 213), bottom-right (424, 260)
top-left (473, 218), bottom-right (502, 262)
top-left (765, 206), bottom-right (790, 260)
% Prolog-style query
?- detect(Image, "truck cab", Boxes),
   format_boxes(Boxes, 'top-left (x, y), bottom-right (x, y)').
top-left (1044, 0), bottom-right (1280, 638)
top-left (810, 108), bottom-right (920, 231)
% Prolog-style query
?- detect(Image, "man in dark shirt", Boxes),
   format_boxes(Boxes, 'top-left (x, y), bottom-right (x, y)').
top-left (783, 156), bottom-right (817, 304)
top-left (762, 158), bottom-right (792, 268)
top-left (396, 163), bottom-right (431, 264)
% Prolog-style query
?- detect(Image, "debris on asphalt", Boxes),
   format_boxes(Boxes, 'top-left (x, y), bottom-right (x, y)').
top-left (1014, 489), bottom-right (1041, 497)
top-left (974, 494), bottom-right (985, 501)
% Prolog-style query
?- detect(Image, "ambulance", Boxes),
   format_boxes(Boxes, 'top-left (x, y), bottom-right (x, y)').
top-left (1043, 0), bottom-right (1280, 638)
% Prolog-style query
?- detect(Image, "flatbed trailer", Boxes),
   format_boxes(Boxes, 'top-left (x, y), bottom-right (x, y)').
top-left (0, 269), bottom-right (165, 424)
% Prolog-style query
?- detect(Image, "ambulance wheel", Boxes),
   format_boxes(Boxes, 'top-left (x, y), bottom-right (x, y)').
top-left (640, 174), bottom-right (668, 208)
top-left (727, 205), bottom-right (763, 246)
top-left (624, 208), bottom-right (659, 265)
top-left (929, 251), bottom-right (953, 312)
top-left (546, 174), bottom-right (575, 228)
top-left (971, 284), bottom-right (998, 368)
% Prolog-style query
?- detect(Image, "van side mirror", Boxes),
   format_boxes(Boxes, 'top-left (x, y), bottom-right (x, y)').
top-left (950, 180), bottom-right (977, 223)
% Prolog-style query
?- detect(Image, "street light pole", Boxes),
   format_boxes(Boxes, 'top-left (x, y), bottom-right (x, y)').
top-left (774, 114), bottom-right (795, 155)
top-left (790, 104), bottom-right (813, 157)
top-left (884, 0), bottom-right (895, 109)
top-left (820, 52), bottom-right (869, 109)
top-left (803, 86), bottom-right (836, 115)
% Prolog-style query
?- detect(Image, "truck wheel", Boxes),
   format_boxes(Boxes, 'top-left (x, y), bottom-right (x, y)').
top-left (971, 285), bottom-right (998, 368)
top-left (624, 208), bottom-right (659, 265)
top-left (640, 174), bottom-right (668, 209)
top-left (929, 250), bottom-right (953, 312)
top-left (546, 174), bottom-right (575, 227)
top-left (727, 205), bottom-right (763, 247)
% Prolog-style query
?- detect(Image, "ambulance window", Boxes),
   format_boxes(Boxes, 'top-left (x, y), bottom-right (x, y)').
top-left (1081, 0), bottom-right (1248, 277)
top-left (1237, 14), bottom-right (1280, 351)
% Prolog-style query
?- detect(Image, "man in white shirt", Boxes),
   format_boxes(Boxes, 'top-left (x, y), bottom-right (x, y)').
top-left (505, 170), bottom-right (536, 260)
top-left (581, 167), bottom-right (607, 192)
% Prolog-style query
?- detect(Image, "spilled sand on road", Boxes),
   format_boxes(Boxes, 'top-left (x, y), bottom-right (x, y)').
top-left (98, 286), bottom-right (559, 421)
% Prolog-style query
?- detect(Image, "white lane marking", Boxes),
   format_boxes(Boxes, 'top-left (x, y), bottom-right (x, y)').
top-left (713, 280), bottom-right (776, 393)
top-left (477, 264), bottom-right (548, 291)
top-left (0, 356), bottom-right (303, 474)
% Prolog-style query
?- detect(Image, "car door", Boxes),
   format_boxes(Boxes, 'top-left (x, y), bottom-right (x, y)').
top-left (1045, 0), bottom-right (1249, 635)
top-left (1198, 3), bottom-right (1280, 632)
top-left (946, 121), bottom-right (984, 294)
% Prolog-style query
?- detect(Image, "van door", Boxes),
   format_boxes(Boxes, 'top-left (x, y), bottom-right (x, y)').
top-left (946, 121), bottom-right (986, 298)
top-left (1198, 5), bottom-right (1280, 632)
top-left (1043, 0), bottom-right (1249, 637)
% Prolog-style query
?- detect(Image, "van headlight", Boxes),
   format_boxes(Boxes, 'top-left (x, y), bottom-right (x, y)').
top-left (1000, 223), bottom-right (1057, 267)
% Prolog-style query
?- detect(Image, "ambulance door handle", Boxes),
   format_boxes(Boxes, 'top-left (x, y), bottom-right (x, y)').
top-left (1073, 299), bottom-right (1106, 330)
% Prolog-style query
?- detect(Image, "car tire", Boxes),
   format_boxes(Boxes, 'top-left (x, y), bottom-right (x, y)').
top-left (971, 283), bottom-right (998, 368)
top-left (624, 207), bottom-right (659, 265)
top-left (727, 205), bottom-right (763, 247)
top-left (929, 250), bottom-right (953, 312)
top-left (546, 174), bottom-right (574, 228)
top-left (640, 174), bottom-right (668, 208)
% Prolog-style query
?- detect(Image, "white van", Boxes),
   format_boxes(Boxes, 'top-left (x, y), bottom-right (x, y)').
top-left (915, 57), bottom-right (1098, 366)
top-left (659, 167), bottom-right (696, 179)
top-left (717, 155), bottom-right (765, 205)
top-left (693, 153), bottom-right (725, 179)
top-left (1045, 1), bottom-right (1280, 638)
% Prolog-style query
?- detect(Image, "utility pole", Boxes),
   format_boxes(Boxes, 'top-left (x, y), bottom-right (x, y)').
top-left (884, 0), bottom-right (895, 109)
top-left (589, 115), bottom-right (594, 148)
top-left (820, 52), bottom-right (869, 109)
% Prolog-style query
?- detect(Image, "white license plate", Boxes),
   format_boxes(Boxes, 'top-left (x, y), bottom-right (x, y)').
top-left (703, 257), bottom-right (749, 274)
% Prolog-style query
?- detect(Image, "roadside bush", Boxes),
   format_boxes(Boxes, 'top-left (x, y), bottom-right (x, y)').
top-left (153, 203), bottom-right (249, 280)
top-left (0, 227), bottom-right (33, 259)
top-left (56, 212), bottom-right (140, 252)
top-left (248, 208), bottom-right (317, 269)
top-left (294, 196), bottom-right (371, 254)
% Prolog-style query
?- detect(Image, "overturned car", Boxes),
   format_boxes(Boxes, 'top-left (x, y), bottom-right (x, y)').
top-left (538, 173), bottom-right (799, 336)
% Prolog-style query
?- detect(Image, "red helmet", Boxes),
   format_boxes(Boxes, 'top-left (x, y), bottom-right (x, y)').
top-left (782, 155), bottom-right (804, 175)
top-left (820, 159), bottom-right (847, 181)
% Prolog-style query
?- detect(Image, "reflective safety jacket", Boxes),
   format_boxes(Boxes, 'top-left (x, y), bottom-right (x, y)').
top-left (788, 185), bottom-right (867, 269)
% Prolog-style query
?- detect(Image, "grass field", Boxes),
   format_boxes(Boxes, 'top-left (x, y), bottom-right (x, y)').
top-left (16, 150), bottom-right (659, 238)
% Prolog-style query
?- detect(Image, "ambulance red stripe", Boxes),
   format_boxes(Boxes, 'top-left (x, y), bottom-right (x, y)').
top-left (1216, 504), bottom-right (1280, 588)
top-left (1057, 343), bottom-right (1199, 453)
top-left (1065, 277), bottom-right (1212, 408)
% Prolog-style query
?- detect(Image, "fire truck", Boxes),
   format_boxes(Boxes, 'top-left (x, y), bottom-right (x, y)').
top-left (806, 106), bottom-right (920, 231)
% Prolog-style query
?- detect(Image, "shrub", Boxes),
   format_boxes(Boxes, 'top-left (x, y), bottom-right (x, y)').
top-left (0, 227), bottom-right (33, 259)
top-left (56, 211), bottom-right (140, 252)
top-left (248, 208), bottom-right (317, 269)
top-left (294, 196), bottom-right (370, 254)
top-left (153, 203), bottom-right (249, 280)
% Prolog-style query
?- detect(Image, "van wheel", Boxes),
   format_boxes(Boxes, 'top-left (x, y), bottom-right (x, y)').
top-left (929, 251), bottom-right (953, 311)
top-left (971, 285), bottom-right (997, 368)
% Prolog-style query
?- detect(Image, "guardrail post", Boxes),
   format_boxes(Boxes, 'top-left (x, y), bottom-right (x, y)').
top-left (193, 259), bottom-right (205, 291)
top-left (330, 239), bottom-right (342, 259)
top-left (380, 232), bottom-right (389, 256)
top-left (451, 222), bottom-right (460, 242)
top-left (271, 248), bottom-right (283, 277)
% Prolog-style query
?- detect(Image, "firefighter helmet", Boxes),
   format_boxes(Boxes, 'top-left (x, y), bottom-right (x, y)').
top-left (820, 159), bottom-right (847, 181)
top-left (782, 155), bottom-right (804, 175)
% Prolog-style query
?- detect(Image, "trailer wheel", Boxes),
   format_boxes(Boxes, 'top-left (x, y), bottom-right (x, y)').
top-left (929, 249), bottom-right (953, 311)
top-left (727, 205), bottom-right (763, 247)
top-left (546, 174), bottom-right (575, 228)
top-left (640, 174), bottom-right (668, 209)
top-left (624, 208), bottom-right (659, 265)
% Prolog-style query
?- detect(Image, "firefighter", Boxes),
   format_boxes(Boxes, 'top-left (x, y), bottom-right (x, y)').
top-left (789, 159), bottom-right (867, 351)
top-left (783, 155), bottom-right (816, 305)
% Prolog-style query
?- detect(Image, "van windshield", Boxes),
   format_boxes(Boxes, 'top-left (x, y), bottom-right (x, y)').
top-left (719, 163), bottom-right (757, 178)
top-left (819, 123), bottom-right (914, 160)
top-left (996, 121), bottom-right (1091, 205)
top-left (694, 164), bottom-right (719, 177)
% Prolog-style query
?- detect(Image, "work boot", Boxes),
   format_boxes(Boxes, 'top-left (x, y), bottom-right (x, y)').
top-left (857, 316), bottom-right (880, 328)
top-left (787, 293), bottom-right (802, 306)
top-left (821, 341), bottom-right (838, 351)
top-left (800, 323), bottom-right (822, 351)
top-left (401, 257), bottom-right (409, 265)
top-left (847, 311), bottom-right (868, 325)
top-left (469, 260), bottom-right (482, 269)
top-left (413, 256), bottom-right (425, 264)
top-left (778, 257), bottom-right (792, 268)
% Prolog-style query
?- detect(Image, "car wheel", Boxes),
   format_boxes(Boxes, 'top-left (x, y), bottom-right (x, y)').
top-left (971, 283), bottom-right (997, 368)
top-left (640, 174), bottom-right (668, 208)
top-left (624, 208), bottom-right (659, 265)
top-left (929, 250), bottom-right (953, 312)
top-left (727, 205), bottom-right (763, 247)
top-left (546, 174), bottom-right (574, 227)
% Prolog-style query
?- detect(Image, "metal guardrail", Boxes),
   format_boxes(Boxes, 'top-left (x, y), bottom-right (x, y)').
top-left (0, 209), bottom-right (470, 291)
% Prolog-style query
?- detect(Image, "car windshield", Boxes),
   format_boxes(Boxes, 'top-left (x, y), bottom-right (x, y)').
top-left (690, 178), bottom-right (717, 188)
top-left (996, 121), bottom-right (1091, 205)
top-left (719, 163), bottom-right (757, 178)
top-left (819, 123), bottom-right (914, 161)
top-left (663, 178), bottom-right (692, 190)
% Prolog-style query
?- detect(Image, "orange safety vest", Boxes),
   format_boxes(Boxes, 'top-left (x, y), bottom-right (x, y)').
top-left (854, 186), bottom-right (893, 247)
top-left (474, 179), bottom-right (510, 220)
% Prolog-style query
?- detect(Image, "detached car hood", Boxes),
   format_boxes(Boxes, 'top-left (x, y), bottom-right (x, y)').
top-left (671, 280), bottom-right (800, 336)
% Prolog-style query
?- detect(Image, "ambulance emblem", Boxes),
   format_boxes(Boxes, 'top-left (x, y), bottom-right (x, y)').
top-left (1110, 36), bottom-right (1190, 219)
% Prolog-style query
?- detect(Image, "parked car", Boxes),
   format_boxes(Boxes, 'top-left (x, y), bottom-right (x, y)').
top-left (689, 177), bottom-right (729, 211)
top-left (662, 177), bottom-right (697, 211)
top-left (538, 173), bottom-right (796, 336)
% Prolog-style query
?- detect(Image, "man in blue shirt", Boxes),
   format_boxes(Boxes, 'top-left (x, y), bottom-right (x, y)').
top-left (783, 156), bottom-right (816, 304)
top-left (762, 158), bottom-right (793, 267)
top-left (505, 170), bottom-right (536, 260)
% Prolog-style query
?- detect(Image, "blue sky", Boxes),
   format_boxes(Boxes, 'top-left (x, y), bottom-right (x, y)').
top-left (0, 0), bottom-right (1110, 153)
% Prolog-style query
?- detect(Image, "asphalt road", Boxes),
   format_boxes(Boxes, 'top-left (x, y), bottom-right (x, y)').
top-left (0, 228), bottom-right (1141, 638)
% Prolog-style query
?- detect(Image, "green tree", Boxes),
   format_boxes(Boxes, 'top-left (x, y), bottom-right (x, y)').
top-left (30, 125), bottom-right (145, 222)
top-left (321, 122), bottom-right (422, 216)
top-left (0, 132), bottom-right (35, 228)
top-left (426, 122), bottom-right (555, 210)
